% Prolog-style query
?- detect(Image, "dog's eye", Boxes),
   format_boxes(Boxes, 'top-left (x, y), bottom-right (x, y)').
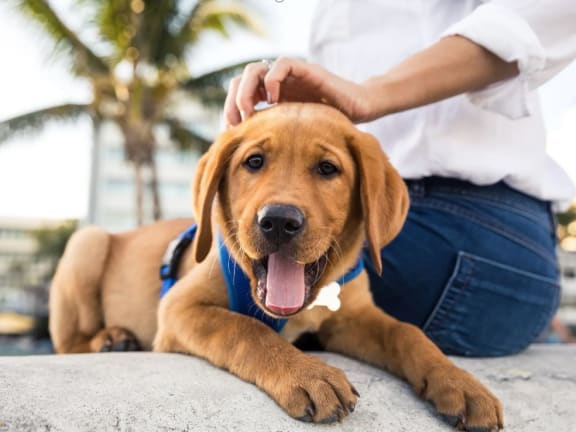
top-left (317, 161), bottom-right (340, 178)
top-left (244, 154), bottom-right (265, 172)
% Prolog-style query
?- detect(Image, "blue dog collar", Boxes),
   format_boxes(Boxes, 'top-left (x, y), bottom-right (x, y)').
top-left (336, 256), bottom-right (364, 286)
top-left (160, 225), bottom-right (364, 332)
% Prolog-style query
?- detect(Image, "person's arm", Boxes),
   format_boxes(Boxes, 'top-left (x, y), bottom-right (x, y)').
top-left (438, 0), bottom-right (576, 118)
top-left (225, 35), bottom-right (517, 126)
top-left (358, 35), bottom-right (519, 121)
top-left (225, 0), bottom-right (576, 126)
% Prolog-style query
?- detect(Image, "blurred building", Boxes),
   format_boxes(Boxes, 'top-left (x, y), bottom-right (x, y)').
top-left (558, 249), bottom-right (576, 324)
top-left (0, 217), bottom-right (63, 316)
top-left (87, 104), bottom-right (219, 232)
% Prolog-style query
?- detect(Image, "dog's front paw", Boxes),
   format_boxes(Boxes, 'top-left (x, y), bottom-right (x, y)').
top-left (419, 365), bottom-right (503, 431)
top-left (270, 355), bottom-right (359, 423)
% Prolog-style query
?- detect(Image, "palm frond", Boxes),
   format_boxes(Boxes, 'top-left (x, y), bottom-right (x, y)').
top-left (184, 59), bottom-right (266, 88)
top-left (94, 0), bottom-right (134, 58)
top-left (189, 1), bottom-right (263, 40)
top-left (181, 59), bottom-right (270, 107)
top-left (126, 0), bottom-right (262, 70)
top-left (163, 117), bottom-right (212, 153)
top-left (0, 104), bottom-right (91, 145)
top-left (133, 0), bottom-right (184, 68)
top-left (15, 0), bottom-right (109, 75)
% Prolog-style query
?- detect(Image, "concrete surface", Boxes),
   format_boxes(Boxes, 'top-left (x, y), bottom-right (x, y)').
top-left (0, 345), bottom-right (574, 431)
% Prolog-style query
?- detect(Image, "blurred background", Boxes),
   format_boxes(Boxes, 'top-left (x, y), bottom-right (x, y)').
top-left (0, 0), bottom-right (575, 355)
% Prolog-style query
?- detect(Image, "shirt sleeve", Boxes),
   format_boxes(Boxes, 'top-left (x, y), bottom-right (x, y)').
top-left (441, 0), bottom-right (576, 119)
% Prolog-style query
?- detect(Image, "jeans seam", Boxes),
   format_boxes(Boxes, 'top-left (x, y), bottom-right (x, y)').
top-left (458, 251), bottom-right (559, 285)
top-left (423, 251), bottom-right (473, 333)
top-left (411, 199), bottom-right (556, 266)
top-left (430, 191), bottom-right (548, 225)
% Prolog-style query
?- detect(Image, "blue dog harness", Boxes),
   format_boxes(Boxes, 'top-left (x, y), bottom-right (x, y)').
top-left (160, 225), bottom-right (364, 332)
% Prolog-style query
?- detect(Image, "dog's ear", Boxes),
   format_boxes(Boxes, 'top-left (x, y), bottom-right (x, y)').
top-left (192, 129), bottom-right (240, 263)
top-left (347, 130), bottom-right (409, 275)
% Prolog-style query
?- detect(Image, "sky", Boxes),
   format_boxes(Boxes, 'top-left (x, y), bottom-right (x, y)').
top-left (0, 0), bottom-right (574, 220)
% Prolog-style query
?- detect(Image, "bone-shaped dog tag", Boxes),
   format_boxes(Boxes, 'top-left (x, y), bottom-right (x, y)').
top-left (307, 281), bottom-right (341, 312)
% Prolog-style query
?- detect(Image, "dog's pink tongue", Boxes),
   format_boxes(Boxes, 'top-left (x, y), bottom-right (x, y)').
top-left (265, 253), bottom-right (305, 316)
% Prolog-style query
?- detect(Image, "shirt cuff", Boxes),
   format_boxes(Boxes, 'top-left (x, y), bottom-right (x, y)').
top-left (442, 3), bottom-right (546, 119)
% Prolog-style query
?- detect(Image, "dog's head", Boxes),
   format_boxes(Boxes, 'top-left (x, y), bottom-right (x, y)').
top-left (192, 103), bottom-right (408, 317)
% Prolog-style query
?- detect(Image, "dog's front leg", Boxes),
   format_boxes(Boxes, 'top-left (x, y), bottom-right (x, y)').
top-left (153, 265), bottom-right (358, 423)
top-left (318, 276), bottom-right (503, 431)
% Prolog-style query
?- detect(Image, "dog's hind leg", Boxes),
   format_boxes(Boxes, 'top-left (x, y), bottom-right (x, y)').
top-left (49, 226), bottom-right (140, 353)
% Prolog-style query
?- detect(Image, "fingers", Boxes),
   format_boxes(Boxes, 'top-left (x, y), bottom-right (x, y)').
top-left (224, 76), bottom-right (242, 127)
top-left (224, 57), bottom-right (329, 128)
top-left (236, 61), bottom-right (270, 117)
top-left (263, 57), bottom-right (311, 103)
top-left (224, 61), bottom-right (269, 128)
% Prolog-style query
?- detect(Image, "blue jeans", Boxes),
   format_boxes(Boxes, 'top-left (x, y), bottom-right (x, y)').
top-left (364, 177), bottom-right (560, 357)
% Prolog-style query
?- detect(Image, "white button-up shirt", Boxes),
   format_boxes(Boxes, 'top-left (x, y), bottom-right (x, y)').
top-left (309, 0), bottom-right (576, 210)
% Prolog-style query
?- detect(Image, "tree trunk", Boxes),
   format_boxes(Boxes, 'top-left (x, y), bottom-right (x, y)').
top-left (149, 156), bottom-right (162, 221)
top-left (133, 161), bottom-right (144, 226)
top-left (87, 117), bottom-right (102, 224)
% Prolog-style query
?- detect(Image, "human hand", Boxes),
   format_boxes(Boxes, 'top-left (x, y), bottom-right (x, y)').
top-left (224, 57), bottom-right (373, 127)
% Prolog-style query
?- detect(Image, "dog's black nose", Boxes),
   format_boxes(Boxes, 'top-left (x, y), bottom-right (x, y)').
top-left (257, 204), bottom-right (305, 245)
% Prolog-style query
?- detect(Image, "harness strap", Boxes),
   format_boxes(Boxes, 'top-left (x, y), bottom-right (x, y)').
top-left (159, 225), bottom-right (198, 298)
top-left (217, 235), bottom-right (288, 332)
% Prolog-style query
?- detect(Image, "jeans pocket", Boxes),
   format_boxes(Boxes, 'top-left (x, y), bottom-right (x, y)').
top-left (422, 251), bottom-right (560, 357)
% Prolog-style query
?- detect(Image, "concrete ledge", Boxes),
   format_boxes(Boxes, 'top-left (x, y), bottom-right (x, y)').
top-left (0, 345), bottom-right (574, 431)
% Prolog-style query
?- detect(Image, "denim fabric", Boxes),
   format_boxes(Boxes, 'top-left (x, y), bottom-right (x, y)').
top-left (364, 177), bottom-right (560, 357)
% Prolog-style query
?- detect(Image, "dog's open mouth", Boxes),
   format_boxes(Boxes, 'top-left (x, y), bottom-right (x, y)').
top-left (252, 253), bottom-right (328, 317)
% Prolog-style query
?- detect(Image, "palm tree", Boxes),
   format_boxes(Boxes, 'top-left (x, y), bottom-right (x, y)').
top-left (0, 0), bottom-right (261, 224)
